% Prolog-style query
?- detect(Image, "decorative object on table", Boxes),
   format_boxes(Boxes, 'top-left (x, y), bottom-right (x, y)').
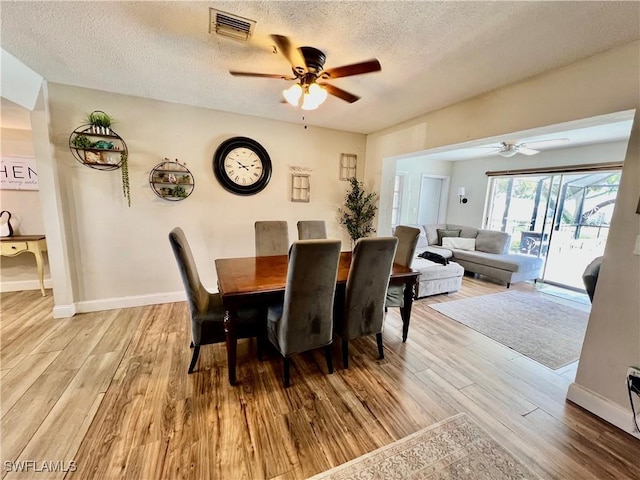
top-left (339, 153), bottom-right (357, 180)
top-left (212, 136), bottom-right (271, 195)
top-left (429, 290), bottom-right (589, 369)
top-left (149, 158), bottom-right (194, 201)
top-left (0, 211), bottom-right (14, 237)
top-left (338, 177), bottom-right (377, 244)
top-left (308, 413), bottom-right (540, 480)
top-left (291, 173), bottom-right (310, 202)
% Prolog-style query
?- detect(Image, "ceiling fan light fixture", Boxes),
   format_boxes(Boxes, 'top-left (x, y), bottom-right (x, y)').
top-left (283, 83), bottom-right (303, 106)
top-left (498, 144), bottom-right (518, 157)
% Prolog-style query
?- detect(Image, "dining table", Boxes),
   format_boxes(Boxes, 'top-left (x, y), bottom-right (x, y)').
top-left (215, 251), bottom-right (420, 385)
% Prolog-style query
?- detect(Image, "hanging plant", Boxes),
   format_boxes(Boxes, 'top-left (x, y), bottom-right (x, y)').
top-left (120, 151), bottom-right (131, 207)
top-left (338, 177), bottom-right (378, 244)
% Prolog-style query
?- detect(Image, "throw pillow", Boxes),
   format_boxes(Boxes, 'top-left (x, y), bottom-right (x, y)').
top-left (436, 228), bottom-right (461, 246)
top-left (442, 237), bottom-right (476, 251)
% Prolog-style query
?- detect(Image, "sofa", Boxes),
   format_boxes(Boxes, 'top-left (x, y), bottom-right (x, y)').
top-left (416, 224), bottom-right (543, 288)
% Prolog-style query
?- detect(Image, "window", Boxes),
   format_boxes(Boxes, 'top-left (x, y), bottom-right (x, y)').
top-left (391, 174), bottom-right (404, 226)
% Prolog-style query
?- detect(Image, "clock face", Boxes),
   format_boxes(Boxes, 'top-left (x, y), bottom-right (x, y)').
top-left (223, 147), bottom-right (263, 187)
top-left (213, 137), bottom-right (272, 195)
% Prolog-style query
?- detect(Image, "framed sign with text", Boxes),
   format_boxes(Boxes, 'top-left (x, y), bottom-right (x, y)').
top-left (1, 156), bottom-right (39, 190)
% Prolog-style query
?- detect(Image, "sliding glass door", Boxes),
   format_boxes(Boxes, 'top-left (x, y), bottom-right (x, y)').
top-left (486, 171), bottom-right (621, 290)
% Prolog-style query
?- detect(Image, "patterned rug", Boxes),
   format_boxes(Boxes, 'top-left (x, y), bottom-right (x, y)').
top-left (308, 413), bottom-right (539, 479)
top-left (429, 290), bottom-right (589, 369)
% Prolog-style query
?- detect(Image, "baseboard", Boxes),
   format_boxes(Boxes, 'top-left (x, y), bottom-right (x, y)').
top-left (53, 303), bottom-right (77, 319)
top-left (75, 290), bottom-right (186, 314)
top-left (0, 278), bottom-right (53, 293)
top-left (567, 382), bottom-right (640, 439)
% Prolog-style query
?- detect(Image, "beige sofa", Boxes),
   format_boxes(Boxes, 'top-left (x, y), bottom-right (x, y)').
top-left (419, 224), bottom-right (543, 288)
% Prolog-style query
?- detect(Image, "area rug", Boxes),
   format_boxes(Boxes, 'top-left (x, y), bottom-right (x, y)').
top-left (308, 413), bottom-right (539, 479)
top-left (429, 290), bottom-right (589, 369)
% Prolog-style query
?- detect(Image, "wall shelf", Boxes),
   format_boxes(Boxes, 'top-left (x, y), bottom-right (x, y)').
top-left (68, 125), bottom-right (127, 171)
top-left (149, 159), bottom-right (194, 201)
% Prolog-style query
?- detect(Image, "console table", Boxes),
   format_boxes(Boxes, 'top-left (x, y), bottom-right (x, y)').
top-left (0, 235), bottom-right (48, 296)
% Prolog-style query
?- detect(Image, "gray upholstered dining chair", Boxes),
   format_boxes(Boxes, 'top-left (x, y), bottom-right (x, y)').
top-left (336, 236), bottom-right (398, 368)
top-left (385, 225), bottom-right (420, 311)
top-left (267, 239), bottom-right (342, 387)
top-left (169, 227), bottom-right (262, 373)
top-left (255, 221), bottom-right (290, 256)
top-left (297, 220), bottom-right (327, 240)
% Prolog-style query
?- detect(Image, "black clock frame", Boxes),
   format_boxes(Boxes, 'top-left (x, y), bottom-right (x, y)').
top-left (212, 137), bottom-right (272, 195)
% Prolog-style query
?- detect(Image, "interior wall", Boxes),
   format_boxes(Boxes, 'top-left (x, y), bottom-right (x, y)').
top-left (45, 83), bottom-right (366, 305)
top-left (445, 140), bottom-right (630, 227)
top-left (0, 124), bottom-right (50, 289)
top-left (395, 157), bottom-right (451, 225)
top-left (364, 40), bottom-right (640, 436)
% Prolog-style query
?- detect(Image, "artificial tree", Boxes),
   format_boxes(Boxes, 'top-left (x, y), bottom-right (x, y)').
top-left (339, 177), bottom-right (378, 244)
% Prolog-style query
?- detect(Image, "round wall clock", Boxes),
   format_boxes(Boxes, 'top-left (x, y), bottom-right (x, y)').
top-left (212, 136), bottom-right (272, 195)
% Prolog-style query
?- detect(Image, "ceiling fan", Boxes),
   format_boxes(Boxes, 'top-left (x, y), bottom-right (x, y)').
top-left (482, 138), bottom-right (570, 157)
top-left (229, 34), bottom-right (381, 110)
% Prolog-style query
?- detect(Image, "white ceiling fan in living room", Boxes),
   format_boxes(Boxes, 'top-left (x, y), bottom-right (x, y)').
top-left (482, 138), bottom-right (570, 157)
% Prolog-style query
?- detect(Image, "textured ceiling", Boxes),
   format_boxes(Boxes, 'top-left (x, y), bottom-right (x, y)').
top-left (1, 1), bottom-right (639, 134)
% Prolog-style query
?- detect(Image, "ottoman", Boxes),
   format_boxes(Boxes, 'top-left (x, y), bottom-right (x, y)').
top-left (412, 257), bottom-right (465, 298)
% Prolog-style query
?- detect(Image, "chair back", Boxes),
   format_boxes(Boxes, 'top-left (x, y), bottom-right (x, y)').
top-left (255, 221), bottom-right (289, 256)
top-left (168, 227), bottom-right (208, 318)
top-left (276, 239), bottom-right (341, 356)
top-left (297, 220), bottom-right (327, 240)
top-left (582, 256), bottom-right (603, 302)
top-left (341, 237), bottom-right (398, 339)
top-left (393, 225), bottom-right (421, 267)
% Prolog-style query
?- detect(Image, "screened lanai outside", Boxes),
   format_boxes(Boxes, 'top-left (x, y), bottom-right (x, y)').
top-left (486, 170), bottom-right (621, 290)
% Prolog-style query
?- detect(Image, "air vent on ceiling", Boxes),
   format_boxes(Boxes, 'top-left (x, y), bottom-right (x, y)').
top-left (209, 9), bottom-right (255, 42)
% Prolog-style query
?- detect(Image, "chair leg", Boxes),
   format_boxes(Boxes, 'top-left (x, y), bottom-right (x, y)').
top-left (376, 333), bottom-right (384, 360)
top-left (506, 282), bottom-right (511, 288)
top-left (325, 345), bottom-right (334, 374)
top-left (283, 357), bottom-right (291, 388)
top-left (342, 339), bottom-right (349, 369)
top-left (188, 345), bottom-right (200, 374)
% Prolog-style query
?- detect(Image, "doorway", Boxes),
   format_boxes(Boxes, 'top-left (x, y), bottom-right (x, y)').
top-left (486, 170), bottom-right (621, 290)
top-left (417, 175), bottom-right (449, 225)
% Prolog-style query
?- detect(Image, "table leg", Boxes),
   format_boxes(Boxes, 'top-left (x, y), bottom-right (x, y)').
top-left (401, 279), bottom-right (417, 343)
top-left (33, 249), bottom-right (46, 297)
top-left (224, 310), bottom-right (237, 385)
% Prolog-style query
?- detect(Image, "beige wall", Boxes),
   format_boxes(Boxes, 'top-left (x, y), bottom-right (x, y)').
top-left (45, 84), bottom-right (365, 305)
top-left (365, 41), bottom-right (640, 436)
top-left (0, 125), bottom-right (50, 290)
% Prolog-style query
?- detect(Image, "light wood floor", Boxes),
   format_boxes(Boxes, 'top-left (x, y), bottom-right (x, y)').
top-left (1, 278), bottom-right (639, 479)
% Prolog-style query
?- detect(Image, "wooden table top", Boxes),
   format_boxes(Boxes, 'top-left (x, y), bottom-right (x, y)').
top-left (215, 251), bottom-right (418, 299)
top-left (0, 235), bottom-right (45, 242)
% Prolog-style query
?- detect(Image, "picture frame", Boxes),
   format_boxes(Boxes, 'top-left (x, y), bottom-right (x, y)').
top-left (339, 153), bottom-right (357, 181)
top-left (291, 173), bottom-right (310, 202)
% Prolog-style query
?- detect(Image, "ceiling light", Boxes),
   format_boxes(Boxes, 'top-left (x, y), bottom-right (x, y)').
top-left (284, 81), bottom-right (328, 111)
top-left (499, 145), bottom-right (518, 157)
top-left (283, 84), bottom-right (303, 106)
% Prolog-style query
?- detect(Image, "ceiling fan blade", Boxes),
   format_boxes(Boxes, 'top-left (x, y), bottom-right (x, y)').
top-left (229, 71), bottom-right (296, 80)
top-left (321, 59), bottom-right (381, 79)
top-left (518, 147), bottom-right (540, 156)
top-left (270, 34), bottom-right (307, 73)
top-left (319, 83), bottom-right (360, 103)
top-left (520, 138), bottom-right (570, 149)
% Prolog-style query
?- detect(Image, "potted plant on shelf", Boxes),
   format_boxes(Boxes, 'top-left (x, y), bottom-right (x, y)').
top-left (338, 177), bottom-right (378, 246)
top-left (86, 111), bottom-right (113, 135)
